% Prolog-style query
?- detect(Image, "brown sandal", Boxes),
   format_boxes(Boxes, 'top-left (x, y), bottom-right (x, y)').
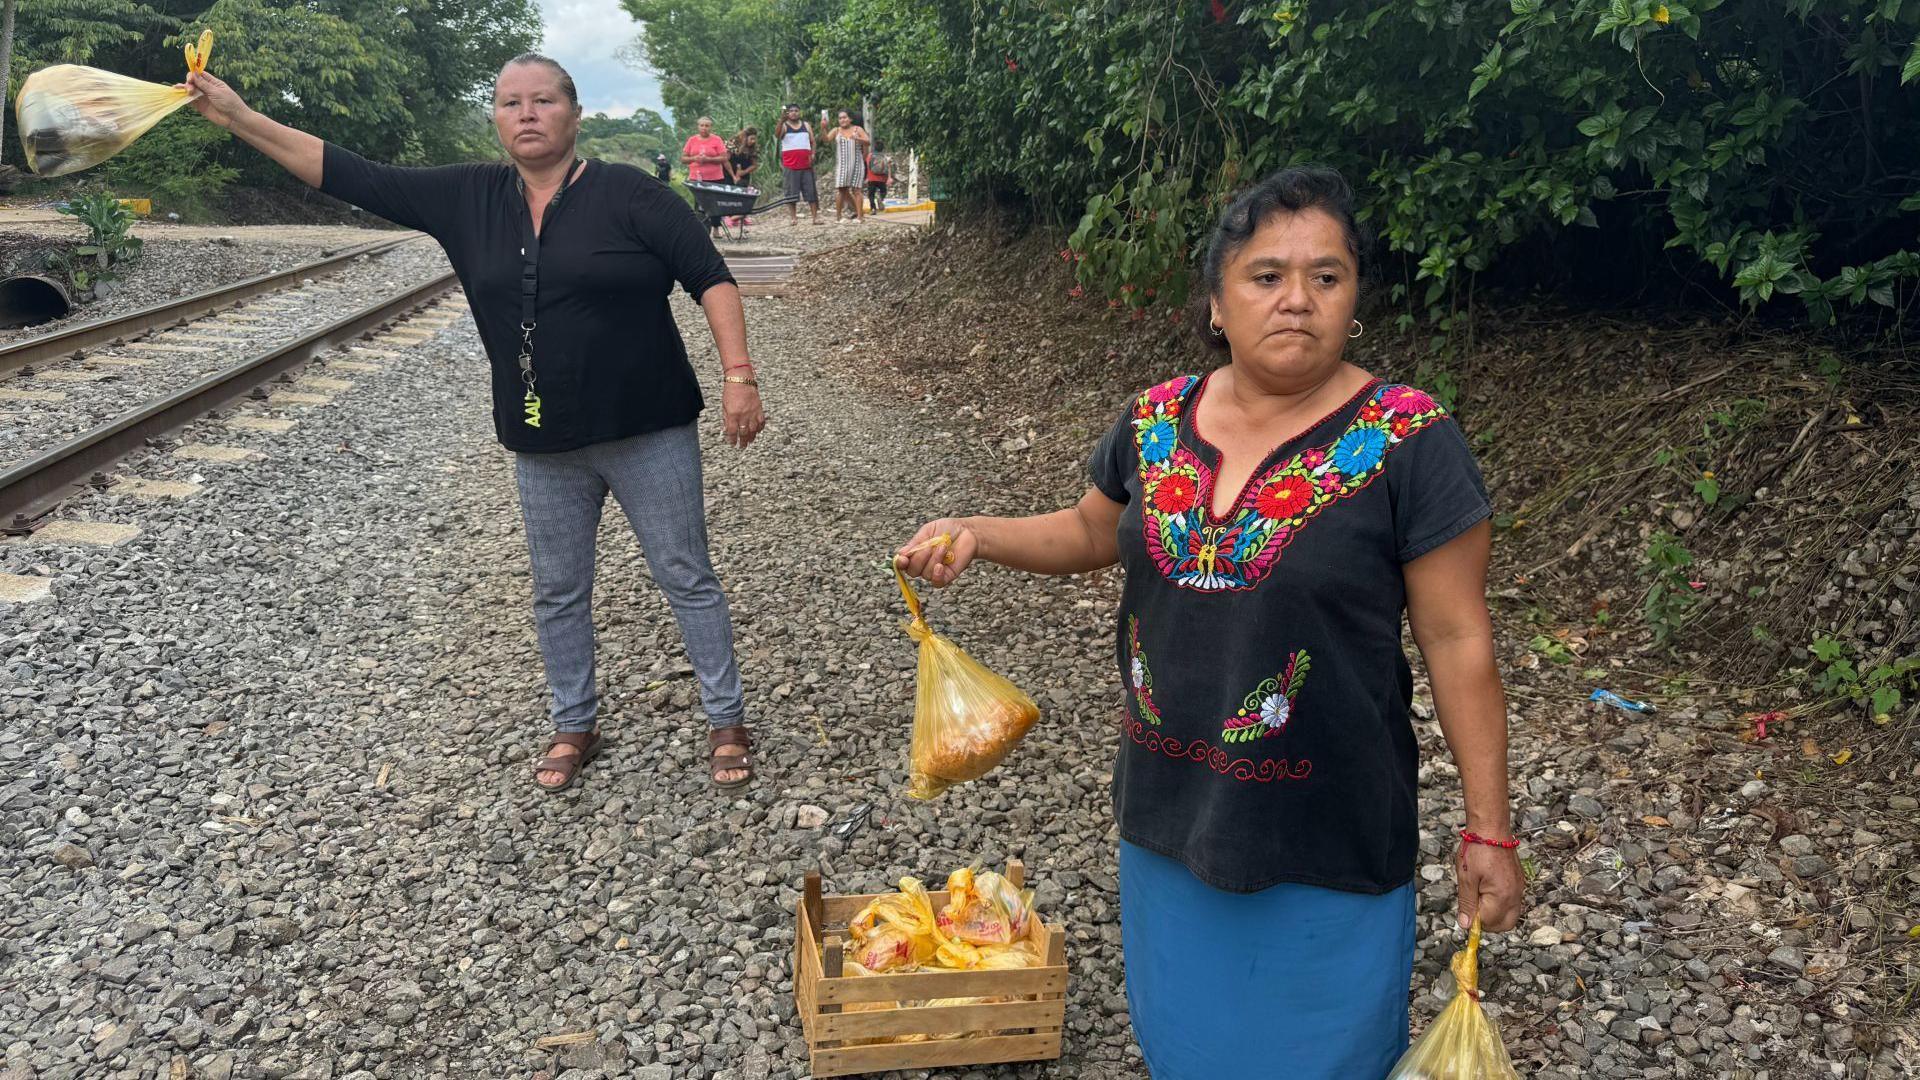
top-left (709, 725), bottom-right (754, 790)
top-left (533, 731), bottom-right (603, 792)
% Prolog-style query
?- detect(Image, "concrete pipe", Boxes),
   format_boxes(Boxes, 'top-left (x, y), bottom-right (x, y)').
top-left (0, 275), bottom-right (72, 329)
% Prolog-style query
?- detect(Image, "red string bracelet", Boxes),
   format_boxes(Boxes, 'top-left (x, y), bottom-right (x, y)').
top-left (1460, 829), bottom-right (1520, 850)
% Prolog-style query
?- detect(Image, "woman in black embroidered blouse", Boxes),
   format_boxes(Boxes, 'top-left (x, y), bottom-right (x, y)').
top-left (897, 167), bottom-right (1526, 1078)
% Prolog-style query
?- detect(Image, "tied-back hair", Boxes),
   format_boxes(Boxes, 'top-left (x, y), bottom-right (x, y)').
top-left (1192, 165), bottom-right (1374, 352)
top-left (501, 52), bottom-right (579, 110)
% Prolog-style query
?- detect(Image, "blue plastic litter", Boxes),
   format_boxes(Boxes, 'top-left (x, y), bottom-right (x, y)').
top-left (1589, 689), bottom-right (1655, 713)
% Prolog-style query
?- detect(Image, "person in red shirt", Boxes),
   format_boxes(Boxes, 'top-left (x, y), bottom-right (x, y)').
top-left (775, 103), bottom-right (820, 224)
top-left (680, 117), bottom-right (728, 183)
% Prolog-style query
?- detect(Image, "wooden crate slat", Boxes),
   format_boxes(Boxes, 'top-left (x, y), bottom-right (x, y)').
top-left (811, 1032), bottom-right (1063, 1078)
top-left (815, 963), bottom-right (1068, 1004)
top-left (815, 997), bottom-right (1065, 1040)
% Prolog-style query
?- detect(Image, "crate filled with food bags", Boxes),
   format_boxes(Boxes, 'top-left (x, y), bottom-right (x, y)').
top-left (792, 859), bottom-right (1068, 1077)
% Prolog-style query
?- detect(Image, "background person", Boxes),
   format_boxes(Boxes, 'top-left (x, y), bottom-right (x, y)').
top-left (896, 165), bottom-right (1525, 1077)
top-left (865, 139), bottom-right (892, 215)
top-left (725, 127), bottom-right (760, 230)
top-left (727, 126), bottom-right (760, 186)
top-left (775, 104), bottom-right (819, 225)
top-left (681, 116), bottom-right (728, 183)
top-left (827, 109), bottom-right (871, 223)
top-left (183, 54), bottom-right (767, 793)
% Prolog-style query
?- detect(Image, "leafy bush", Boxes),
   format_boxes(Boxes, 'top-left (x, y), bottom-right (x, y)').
top-left (1640, 531), bottom-right (1698, 646)
top-left (807, 0), bottom-right (1920, 337)
top-left (1811, 633), bottom-right (1919, 721)
top-left (101, 111), bottom-right (239, 215)
top-left (47, 192), bottom-right (144, 300)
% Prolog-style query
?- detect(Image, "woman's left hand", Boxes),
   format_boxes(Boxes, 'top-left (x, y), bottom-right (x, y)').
top-left (722, 381), bottom-right (765, 448)
top-left (1456, 840), bottom-right (1526, 932)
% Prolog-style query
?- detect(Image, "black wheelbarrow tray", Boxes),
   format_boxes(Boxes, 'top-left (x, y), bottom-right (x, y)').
top-left (686, 182), bottom-right (800, 240)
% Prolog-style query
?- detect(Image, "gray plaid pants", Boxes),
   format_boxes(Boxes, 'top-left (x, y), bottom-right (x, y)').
top-left (513, 424), bottom-right (745, 733)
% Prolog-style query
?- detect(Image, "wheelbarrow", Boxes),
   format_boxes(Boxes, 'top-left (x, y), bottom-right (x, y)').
top-left (686, 182), bottom-right (798, 241)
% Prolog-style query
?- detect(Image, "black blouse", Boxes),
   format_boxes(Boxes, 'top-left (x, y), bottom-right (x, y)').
top-left (320, 144), bottom-right (736, 453)
top-left (1089, 373), bottom-right (1492, 894)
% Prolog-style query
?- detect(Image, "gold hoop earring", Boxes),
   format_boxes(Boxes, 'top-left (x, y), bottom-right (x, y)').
top-left (1348, 319), bottom-right (1365, 339)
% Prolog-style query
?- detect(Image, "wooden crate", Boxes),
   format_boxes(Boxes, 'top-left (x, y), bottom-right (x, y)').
top-left (793, 859), bottom-right (1068, 1077)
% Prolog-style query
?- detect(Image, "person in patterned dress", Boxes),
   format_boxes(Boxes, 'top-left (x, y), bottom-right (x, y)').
top-left (896, 165), bottom-right (1526, 1078)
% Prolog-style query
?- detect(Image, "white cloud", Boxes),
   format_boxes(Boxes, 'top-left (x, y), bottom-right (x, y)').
top-left (537, 0), bottom-right (671, 120)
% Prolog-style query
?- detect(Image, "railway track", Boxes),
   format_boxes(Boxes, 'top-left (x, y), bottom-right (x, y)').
top-left (0, 233), bottom-right (424, 379)
top-left (0, 245), bottom-right (462, 531)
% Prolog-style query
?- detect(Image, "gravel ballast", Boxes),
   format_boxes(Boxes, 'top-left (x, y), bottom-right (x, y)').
top-left (0, 217), bottom-right (1912, 1079)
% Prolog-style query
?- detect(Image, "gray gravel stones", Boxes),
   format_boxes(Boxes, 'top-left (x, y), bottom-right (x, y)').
top-left (0, 221), bottom-right (1914, 1079)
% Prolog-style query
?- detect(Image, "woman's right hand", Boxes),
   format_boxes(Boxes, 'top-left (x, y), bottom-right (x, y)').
top-left (183, 71), bottom-right (248, 129)
top-left (895, 518), bottom-right (979, 588)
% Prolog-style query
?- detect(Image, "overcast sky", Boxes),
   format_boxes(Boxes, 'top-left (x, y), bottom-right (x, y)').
top-left (538, 0), bottom-right (671, 121)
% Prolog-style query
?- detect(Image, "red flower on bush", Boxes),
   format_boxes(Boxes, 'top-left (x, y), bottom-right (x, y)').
top-left (1005, 57), bottom-right (1018, 71)
top-left (1068, 285), bottom-right (1084, 299)
top-left (1255, 475), bottom-right (1314, 520)
top-left (1153, 474), bottom-right (1197, 514)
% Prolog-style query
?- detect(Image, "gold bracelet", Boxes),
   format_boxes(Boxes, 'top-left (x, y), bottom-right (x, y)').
top-left (724, 374), bottom-right (759, 387)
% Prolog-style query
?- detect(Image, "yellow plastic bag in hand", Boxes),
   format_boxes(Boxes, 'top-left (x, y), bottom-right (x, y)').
top-left (895, 541), bottom-right (1041, 799)
top-left (1386, 918), bottom-right (1523, 1080)
top-left (16, 31), bottom-right (214, 176)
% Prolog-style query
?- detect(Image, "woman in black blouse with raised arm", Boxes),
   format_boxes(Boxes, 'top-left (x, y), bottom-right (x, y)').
top-left (183, 54), bottom-right (765, 794)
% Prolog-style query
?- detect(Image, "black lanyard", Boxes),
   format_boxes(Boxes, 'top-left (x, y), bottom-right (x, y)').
top-left (514, 158), bottom-right (582, 428)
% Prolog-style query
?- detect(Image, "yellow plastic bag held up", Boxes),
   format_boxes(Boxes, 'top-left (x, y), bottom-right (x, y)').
top-left (1386, 918), bottom-right (1523, 1080)
top-left (16, 31), bottom-right (213, 177)
top-left (895, 538), bottom-right (1041, 799)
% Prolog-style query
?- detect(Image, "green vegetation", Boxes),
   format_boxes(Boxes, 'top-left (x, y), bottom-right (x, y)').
top-left (578, 108), bottom-right (677, 168)
top-left (44, 192), bottom-right (143, 300)
top-left (1640, 531), bottom-right (1698, 647)
top-left (1810, 633), bottom-right (1920, 722)
top-left (786, 1), bottom-right (1920, 337)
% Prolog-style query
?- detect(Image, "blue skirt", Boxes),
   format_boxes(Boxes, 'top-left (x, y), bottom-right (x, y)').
top-left (1119, 840), bottom-right (1417, 1080)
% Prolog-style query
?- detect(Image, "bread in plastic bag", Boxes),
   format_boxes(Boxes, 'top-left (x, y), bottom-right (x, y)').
top-left (1386, 917), bottom-right (1522, 1080)
top-left (16, 31), bottom-right (213, 177)
top-left (939, 865), bottom-right (1035, 945)
top-left (894, 542), bottom-right (1040, 798)
top-left (848, 876), bottom-right (940, 972)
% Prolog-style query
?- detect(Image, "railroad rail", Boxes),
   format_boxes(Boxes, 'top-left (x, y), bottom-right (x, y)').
top-left (0, 269), bottom-right (459, 529)
top-left (0, 232), bottom-right (424, 380)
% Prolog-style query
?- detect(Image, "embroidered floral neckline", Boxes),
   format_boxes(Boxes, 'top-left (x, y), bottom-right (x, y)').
top-left (1128, 376), bottom-right (1449, 592)
top-left (1186, 373), bottom-right (1383, 526)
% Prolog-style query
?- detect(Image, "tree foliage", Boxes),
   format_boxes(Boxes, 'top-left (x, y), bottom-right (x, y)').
top-left (803, 0), bottom-right (1920, 336)
top-left (578, 107), bottom-right (677, 167)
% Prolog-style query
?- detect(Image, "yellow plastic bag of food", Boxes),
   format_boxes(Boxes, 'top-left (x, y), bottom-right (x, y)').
top-left (848, 876), bottom-right (941, 972)
top-left (939, 865), bottom-right (1035, 945)
top-left (1386, 918), bottom-right (1522, 1080)
top-left (16, 31), bottom-right (213, 177)
top-left (895, 540), bottom-right (1041, 799)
